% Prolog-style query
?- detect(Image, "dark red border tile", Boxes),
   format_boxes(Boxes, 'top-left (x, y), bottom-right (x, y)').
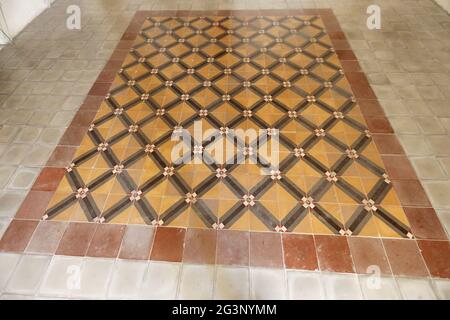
top-left (328, 31), bottom-right (347, 40)
top-left (79, 95), bottom-right (104, 112)
top-left (418, 240), bottom-right (450, 279)
top-left (348, 237), bottom-right (391, 275)
top-left (346, 72), bottom-right (377, 99)
top-left (249, 232), bottom-right (283, 268)
top-left (404, 207), bottom-right (447, 240)
top-left (69, 111), bottom-right (97, 127)
top-left (282, 234), bottom-right (318, 271)
top-left (216, 230), bottom-right (249, 266)
top-left (88, 82), bottom-right (111, 96)
top-left (103, 59), bottom-right (123, 71)
top-left (383, 239), bottom-right (429, 277)
top-left (0, 220), bottom-right (38, 252)
top-left (86, 224), bottom-right (125, 258)
top-left (25, 221), bottom-right (67, 254)
top-left (372, 134), bottom-right (405, 155)
top-left (392, 180), bottom-right (432, 207)
top-left (315, 235), bottom-right (354, 273)
top-left (58, 126), bottom-right (89, 146)
top-left (150, 227), bottom-right (185, 263)
top-left (116, 40), bottom-right (134, 49)
top-left (15, 190), bottom-right (54, 220)
top-left (110, 49), bottom-right (129, 62)
top-left (336, 50), bottom-right (357, 60)
top-left (96, 69), bottom-right (117, 83)
top-left (56, 222), bottom-right (97, 257)
top-left (358, 99), bottom-right (385, 117)
top-left (365, 116), bottom-right (394, 134)
top-left (46, 146), bottom-right (77, 167)
top-left (331, 39), bottom-right (351, 50)
top-left (341, 60), bottom-right (362, 72)
top-left (322, 17), bottom-right (342, 32)
top-left (381, 155), bottom-right (418, 180)
top-left (31, 167), bottom-right (66, 192)
top-left (121, 32), bottom-right (137, 41)
top-left (183, 228), bottom-right (217, 264)
top-left (119, 225), bottom-right (155, 260)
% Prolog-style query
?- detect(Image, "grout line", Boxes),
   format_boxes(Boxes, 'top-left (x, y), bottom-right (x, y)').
top-left (172, 260), bottom-right (182, 300)
top-left (175, 262), bottom-right (184, 300)
top-left (136, 258), bottom-right (151, 300)
top-left (246, 230), bottom-right (253, 299)
top-left (211, 263), bottom-right (218, 300)
top-left (105, 257), bottom-right (120, 300)
top-left (343, 236), bottom-right (364, 298)
top-left (377, 237), bottom-right (405, 299)
top-left (279, 233), bottom-right (290, 299)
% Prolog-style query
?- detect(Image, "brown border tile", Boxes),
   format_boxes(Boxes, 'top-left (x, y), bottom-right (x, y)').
top-left (404, 207), bottom-right (448, 240)
top-left (372, 134), bottom-right (405, 155)
top-left (119, 225), bottom-right (155, 260)
top-left (183, 228), bottom-right (217, 264)
top-left (46, 146), bottom-right (77, 167)
top-left (69, 111), bottom-right (98, 127)
top-left (417, 240), bottom-right (450, 279)
top-left (102, 59), bottom-right (124, 71)
top-left (96, 69), bottom-right (117, 83)
top-left (331, 39), bottom-right (351, 50)
top-left (150, 227), bottom-right (185, 263)
top-left (87, 83), bottom-right (111, 97)
top-left (341, 60), bottom-right (362, 72)
top-left (25, 221), bottom-right (67, 254)
top-left (58, 126), bottom-right (89, 147)
top-left (347, 237), bottom-right (391, 275)
top-left (392, 180), bottom-right (432, 207)
top-left (358, 99), bottom-right (386, 117)
top-left (15, 190), bottom-right (54, 220)
top-left (116, 40), bottom-right (134, 50)
top-left (31, 167), bottom-right (66, 192)
top-left (365, 116), bottom-right (394, 134)
top-left (335, 50), bottom-right (357, 60)
top-left (79, 96), bottom-right (104, 112)
top-left (109, 49), bottom-right (129, 62)
top-left (0, 220), bottom-right (38, 252)
top-left (383, 239), bottom-right (429, 277)
top-left (314, 235), bottom-right (354, 273)
top-left (345, 72), bottom-right (377, 99)
top-left (216, 229), bottom-right (249, 266)
top-left (86, 224), bottom-right (126, 258)
top-left (282, 234), bottom-right (318, 271)
top-left (381, 155), bottom-right (418, 180)
top-left (56, 222), bottom-right (97, 257)
top-left (249, 232), bottom-right (283, 268)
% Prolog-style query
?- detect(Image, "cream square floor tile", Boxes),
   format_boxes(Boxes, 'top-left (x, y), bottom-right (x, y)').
top-left (140, 262), bottom-right (180, 300)
top-left (250, 268), bottom-right (287, 300)
top-left (287, 270), bottom-right (325, 300)
top-left (178, 264), bottom-right (214, 300)
top-left (214, 266), bottom-right (250, 300)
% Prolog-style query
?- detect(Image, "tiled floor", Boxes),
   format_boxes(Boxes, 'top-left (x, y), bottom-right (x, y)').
top-left (42, 13), bottom-right (414, 239)
top-left (1, 253), bottom-right (450, 300)
top-left (0, 0), bottom-right (450, 300)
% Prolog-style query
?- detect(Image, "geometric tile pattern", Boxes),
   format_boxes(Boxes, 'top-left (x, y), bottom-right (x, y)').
top-left (43, 15), bottom-right (412, 238)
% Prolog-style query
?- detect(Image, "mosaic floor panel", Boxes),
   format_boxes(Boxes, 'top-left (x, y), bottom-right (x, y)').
top-left (43, 14), bottom-right (412, 238)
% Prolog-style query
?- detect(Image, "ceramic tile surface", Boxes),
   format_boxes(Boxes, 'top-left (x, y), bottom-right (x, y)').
top-left (43, 14), bottom-right (412, 238)
top-left (1, 2), bottom-right (449, 300)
